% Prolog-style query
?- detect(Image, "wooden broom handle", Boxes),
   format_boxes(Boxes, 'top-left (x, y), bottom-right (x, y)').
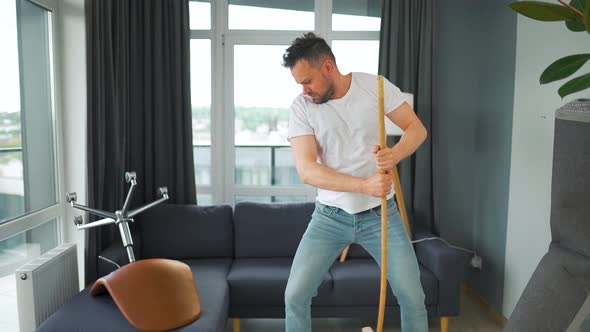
top-left (376, 75), bottom-right (387, 332)
top-left (392, 167), bottom-right (412, 240)
top-left (361, 77), bottom-right (413, 332)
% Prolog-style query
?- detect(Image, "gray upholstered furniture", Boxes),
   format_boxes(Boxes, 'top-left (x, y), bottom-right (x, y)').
top-left (38, 204), bottom-right (234, 332)
top-left (229, 201), bottom-right (464, 332)
top-left (38, 201), bottom-right (465, 332)
top-left (505, 99), bottom-right (590, 332)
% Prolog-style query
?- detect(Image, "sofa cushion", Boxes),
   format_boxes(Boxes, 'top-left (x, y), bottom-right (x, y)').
top-left (139, 204), bottom-right (233, 259)
top-left (233, 202), bottom-right (315, 258)
top-left (37, 287), bottom-right (136, 332)
top-left (38, 258), bottom-right (232, 332)
top-left (227, 258), bottom-right (333, 306)
top-left (329, 259), bottom-right (438, 306)
top-left (175, 259), bottom-right (232, 331)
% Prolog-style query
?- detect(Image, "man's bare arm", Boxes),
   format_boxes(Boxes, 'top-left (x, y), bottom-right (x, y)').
top-left (290, 135), bottom-right (392, 198)
top-left (374, 102), bottom-right (427, 170)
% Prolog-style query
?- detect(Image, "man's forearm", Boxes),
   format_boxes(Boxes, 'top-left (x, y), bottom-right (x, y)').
top-left (390, 122), bottom-right (427, 165)
top-left (299, 162), bottom-right (365, 193)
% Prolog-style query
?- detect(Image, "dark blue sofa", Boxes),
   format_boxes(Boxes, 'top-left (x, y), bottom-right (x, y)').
top-left (38, 202), bottom-right (465, 332)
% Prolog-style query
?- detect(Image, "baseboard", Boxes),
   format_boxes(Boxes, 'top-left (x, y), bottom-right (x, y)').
top-left (461, 283), bottom-right (507, 328)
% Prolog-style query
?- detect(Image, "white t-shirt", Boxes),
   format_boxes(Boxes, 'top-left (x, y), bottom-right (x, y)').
top-left (288, 72), bottom-right (407, 214)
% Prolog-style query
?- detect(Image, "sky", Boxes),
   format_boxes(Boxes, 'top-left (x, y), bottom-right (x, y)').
top-left (0, 0), bottom-right (21, 114)
top-left (190, 3), bottom-right (380, 108)
top-left (0, 1), bottom-right (380, 112)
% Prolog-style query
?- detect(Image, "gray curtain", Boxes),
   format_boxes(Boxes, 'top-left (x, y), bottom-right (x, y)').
top-left (378, 0), bottom-right (435, 233)
top-left (85, 0), bottom-right (196, 284)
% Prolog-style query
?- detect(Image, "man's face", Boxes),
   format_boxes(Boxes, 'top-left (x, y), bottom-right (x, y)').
top-left (290, 59), bottom-right (334, 104)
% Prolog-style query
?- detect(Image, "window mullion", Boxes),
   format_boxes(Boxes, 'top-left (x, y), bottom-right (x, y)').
top-left (315, 0), bottom-right (332, 40)
top-left (212, 0), bottom-right (228, 204)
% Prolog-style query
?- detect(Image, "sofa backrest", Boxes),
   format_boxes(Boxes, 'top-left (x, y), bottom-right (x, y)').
top-left (138, 204), bottom-right (233, 259)
top-left (234, 202), bottom-right (314, 258)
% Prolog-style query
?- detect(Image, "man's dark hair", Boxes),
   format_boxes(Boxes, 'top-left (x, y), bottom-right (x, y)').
top-left (282, 32), bottom-right (336, 69)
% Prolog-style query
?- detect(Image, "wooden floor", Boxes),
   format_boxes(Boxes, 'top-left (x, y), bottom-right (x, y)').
top-left (225, 290), bottom-right (505, 332)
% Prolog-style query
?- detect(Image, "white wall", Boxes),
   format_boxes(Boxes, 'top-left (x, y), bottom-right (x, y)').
top-left (504, 6), bottom-right (590, 317)
top-left (57, 0), bottom-right (86, 289)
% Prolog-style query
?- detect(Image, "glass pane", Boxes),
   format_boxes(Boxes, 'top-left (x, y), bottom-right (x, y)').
top-left (193, 146), bottom-right (211, 186)
top-left (332, 40), bottom-right (380, 75)
top-left (235, 196), bottom-right (307, 204)
top-left (0, 0), bottom-right (25, 224)
top-left (229, 1), bottom-right (314, 30)
top-left (235, 147), bottom-right (270, 186)
top-left (0, 219), bottom-right (58, 332)
top-left (0, 0), bottom-right (57, 225)
top-left (0, 151), bottom-right (24, 222)
top-left (232, 46), bottom-right (299, 138)
top-left (235, 195), bottom-right (271, 204)
top-left (0, 0), bottom-right (21, 146)
top-left (274, 147), bottom-right (301, 186)
top-left (196, 193), bottom-right (212, 206)
top-left (190, 39), bottom-right (211, 145)
top-left (190, 39), bottom-right (212, 191)
top-left (234, 45), bottom-right (300, 186)
top-left (332, 0), bottom-right (382, 31)
top-left (272, 196), bottom-right (307, 203)
top-left (189, 0), bottom-right (211, 30)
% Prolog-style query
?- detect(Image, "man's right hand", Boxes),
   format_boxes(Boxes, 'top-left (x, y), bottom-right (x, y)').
top-left (362, 172), bottom-right (393, 198)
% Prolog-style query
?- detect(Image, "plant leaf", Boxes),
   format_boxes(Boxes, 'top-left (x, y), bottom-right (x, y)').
top-left (509, 1), bottom-right (579, 21)
top-left (567, 1), bottom-right (587, 31)
top-left (541, 54), bottom-right (590, 84)
top-left (566, 17), bottom-right (586, 31)
top-left (558, 72), bottom-right (590, 98)
top-left (585, 0), bottom-right (590, 32)
top-left (570, 0), bottom-right (585, 12)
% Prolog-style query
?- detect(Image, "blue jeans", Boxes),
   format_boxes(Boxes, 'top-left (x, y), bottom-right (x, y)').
top-left (284, 198), bottom-right (428, 332)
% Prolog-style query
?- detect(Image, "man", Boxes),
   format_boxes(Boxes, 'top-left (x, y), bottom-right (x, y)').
top-left (282, 32), bottom-right (428, 332)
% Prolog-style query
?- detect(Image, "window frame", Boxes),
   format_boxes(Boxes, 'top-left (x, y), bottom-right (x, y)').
top-left (190, 0), bottom-right (380, 205)
top-left (0, 0), bottom-right (66, 244)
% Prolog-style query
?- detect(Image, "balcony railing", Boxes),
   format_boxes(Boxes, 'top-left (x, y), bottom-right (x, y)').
top-left (1, 145), bottom-right (304, 209)
top-left (0, 147), bottom-right (22, 153)
top-left (0, 147), bottom-right (25, 223)
top-left (193, 144), bottom-right (302, 187)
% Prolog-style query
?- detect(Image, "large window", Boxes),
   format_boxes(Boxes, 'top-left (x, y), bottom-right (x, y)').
top-left (0, 0), bottom-right (59, 224)
top-left (0, 0), bottom-right (64, 330)
top-left (189, 0), bottom-right (381, 205)
top-left (229, 1), bottom-right (314, 31)
top-left (232, 44), bottom-right (300, 188)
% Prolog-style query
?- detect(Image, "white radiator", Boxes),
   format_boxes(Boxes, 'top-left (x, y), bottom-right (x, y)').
top-left (15, 243), bottom-right (79, 332)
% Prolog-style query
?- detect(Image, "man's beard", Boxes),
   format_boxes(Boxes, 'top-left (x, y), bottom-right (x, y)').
top-left (313, 83), bottom-right (335, 104)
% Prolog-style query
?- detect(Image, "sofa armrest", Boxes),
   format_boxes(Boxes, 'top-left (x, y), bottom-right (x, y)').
top-left (414, 230), bottom-right (467, 282)
top-left (97, 236), bottom-right (141, 278)
top-left (414, 229), bottom-right (470, 316)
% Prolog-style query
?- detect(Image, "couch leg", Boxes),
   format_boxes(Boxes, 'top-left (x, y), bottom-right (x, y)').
top-left (440, 316), bottom-right (449, 332)
top-left (233, 318), bottom-right (240, 332)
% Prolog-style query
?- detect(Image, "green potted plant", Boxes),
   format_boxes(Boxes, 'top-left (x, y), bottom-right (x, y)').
top-left (509, 0), bottom-right (589, 98)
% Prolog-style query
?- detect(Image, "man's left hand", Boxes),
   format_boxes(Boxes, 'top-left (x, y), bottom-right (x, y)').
top-left (372, 145), bottom-right (399, 172)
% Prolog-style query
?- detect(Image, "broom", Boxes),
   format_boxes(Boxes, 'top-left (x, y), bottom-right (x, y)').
top-left (361, 75), bottom-right (412, 332)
